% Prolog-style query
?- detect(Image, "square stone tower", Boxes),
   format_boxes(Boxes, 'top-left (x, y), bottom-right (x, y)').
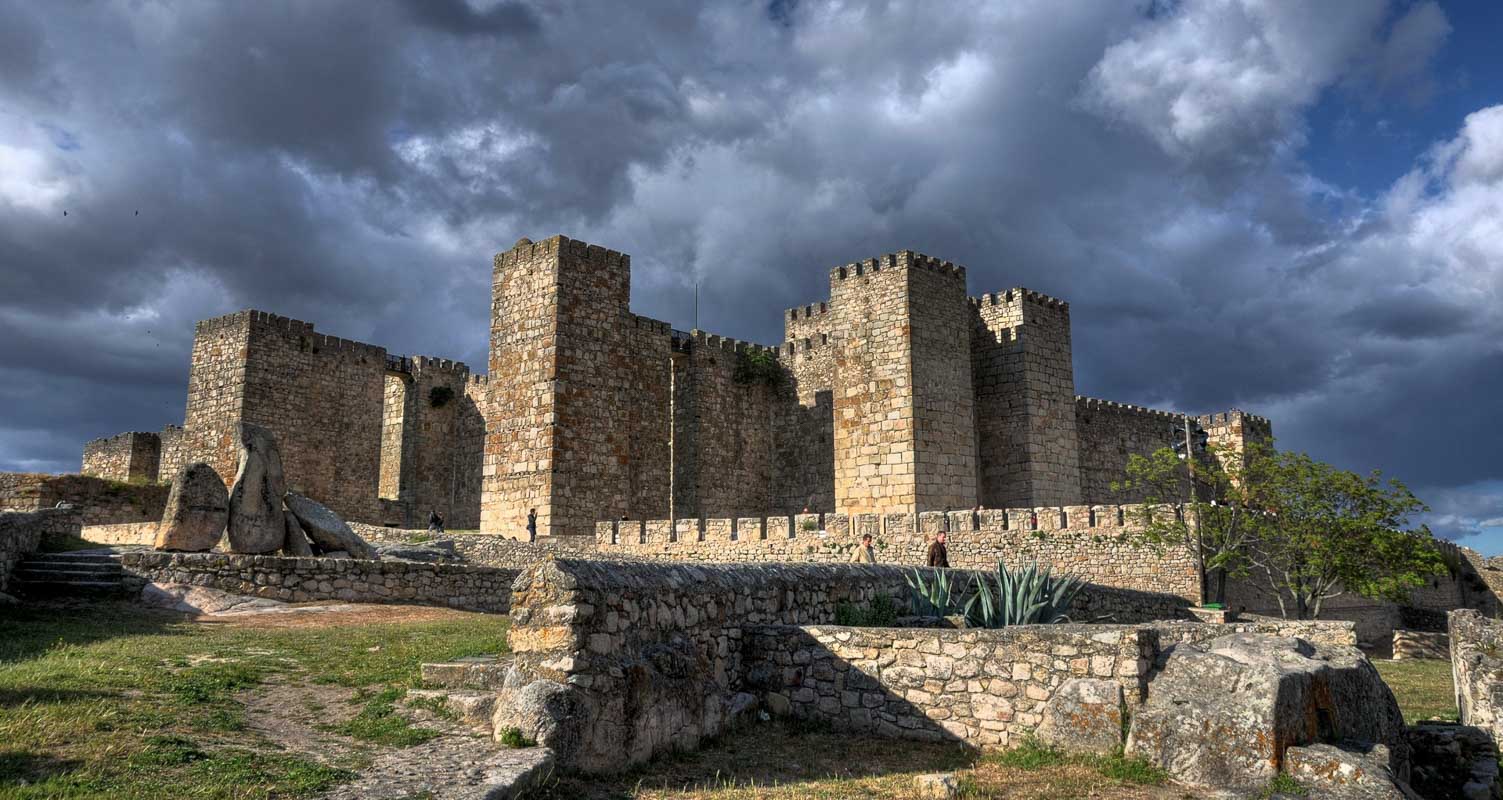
top-left (829, 252), bottom-right (979, 515)
top-left (482, 236), bottom-right (635, 537)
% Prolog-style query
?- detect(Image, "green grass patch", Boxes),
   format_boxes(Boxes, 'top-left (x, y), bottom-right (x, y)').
top-left (1260, 772), bottom-right (1307, 798)
top-left (983, 739), bottom-right (1167, 786)
top-left (0, 600), bottom-right (508, 798)
top-left (1375, 658), bottom-right (1457, 723)
top-left (332, 687), bottom-right (439, 747)
top-left (497, 727), bottom-right (536, 748)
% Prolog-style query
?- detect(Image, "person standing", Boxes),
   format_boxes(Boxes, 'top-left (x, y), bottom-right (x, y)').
top-left (427, 509), bottom-right (445, 534)
top-left (849, 533), bottom-right (877, 563)
top-left (927, 531), bottom-right (949, 569)
top-left (526, 508), bottom-right (537, 542)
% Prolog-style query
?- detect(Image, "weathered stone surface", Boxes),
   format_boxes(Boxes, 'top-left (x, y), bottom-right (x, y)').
top-left (1452, 610), bottom-right (1503, 748)
top-left (284, 491), bottom-right (376, 560)
top-left (1408, 722), bottom-right (1503, 800)
top-left (1285, 742), bottom-right (1417, 799)
top-left (1125, 633), bottom-right (1408, 792)
top-left (1034, 678), bottom-right (1125, 756)
top-left (154, 462), bottom-right (228, 552)
top-left (376, 540), bottom-right (457, 563)
top-left (491, 678), bottom-right (584, 756)
top-left (140, 582), bottom-right (288, 615)
top-left (1393, 629), bottom-right (1449, 660)
top-left (282, 512), bottom-right (314, 557)
top-left (912, 772), bottom-right (959, 799)
top-left (225, 423), bottom-right (286, 554)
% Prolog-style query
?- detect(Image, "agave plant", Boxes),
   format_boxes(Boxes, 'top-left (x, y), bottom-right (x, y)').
top-left (965, 559), bottom-right (1084, 628)
top-left (905, 567), bottom-right (960, 618)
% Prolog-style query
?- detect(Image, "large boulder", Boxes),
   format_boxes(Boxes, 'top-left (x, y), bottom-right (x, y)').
top-left (154, 462), bottom-right (228, 552)
top-left (282, 512), bottom-right (314, 557)
top-left (283, 492), bottom-right (376, 560)
top-left (491, 676), bottom-right (585, 758)
top-left (374, 540), bottom-right (457, 563)
top-left (1407, 723), bottom-right (1502, 800)
top-left (225, 423), bottom-right (286, 553)
top-left (1285, 742), bottom-right (1417, 799)
top-left (1125, 633), bottom-right (1408, 793)
top-left (1035, 678), bottom-right (1125, 756)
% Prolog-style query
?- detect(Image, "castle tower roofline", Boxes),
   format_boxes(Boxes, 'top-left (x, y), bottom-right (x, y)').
top-left (828, 250), bottom-right (967, 284)
top-left (969, 288), bottom-right (1069, 311)
top-left (494, 234), bottom-right (630, 272)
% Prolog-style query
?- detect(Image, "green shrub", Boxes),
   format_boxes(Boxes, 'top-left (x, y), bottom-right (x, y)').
top-left (965, 559), bottom-right (1084, 628)
top-left (905, 568), bottom-right (960, 618)
top-left (732, 349), bottom-right (785, 389)
top-left (429, 385), bottom-right (455, 408)
top-left (498, 727), bottom-right (536, 748)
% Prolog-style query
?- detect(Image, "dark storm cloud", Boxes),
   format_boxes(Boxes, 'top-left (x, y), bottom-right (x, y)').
top-left (1, 0), bottom-right (1498, 547)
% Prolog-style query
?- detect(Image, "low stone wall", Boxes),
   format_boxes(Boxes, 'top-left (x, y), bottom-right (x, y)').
top-left (0, 472), bottom-right (168, 527)
top-left (80, 522), bottom-right (159, 546)
top-left (594, 507), bottom-right (1199, 604)
top-left (1, 508), bottom-right (80, 594)
top-left (120, 552), bottom-right (515, 613)
top-left (501, 558), bottom-right (1352, 772)
top-left (744, 624), bottom-right (1153, 748)
top-left (1451, 609), bottom-right (1503, 744)
top-left (352, 524), bottom-right (595, 567)
top-left (1149, 618), bottom-right (1358, 651)
top-left (1394, 629), bottom-right (1450, 660)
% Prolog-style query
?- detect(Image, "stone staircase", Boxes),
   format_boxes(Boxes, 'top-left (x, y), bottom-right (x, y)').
top-left (411, 655), bottom-right (513, 735)
top-left (13, 550), bottom-right (129, 596)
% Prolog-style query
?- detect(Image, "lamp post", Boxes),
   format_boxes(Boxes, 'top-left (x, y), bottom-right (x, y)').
top-left (1171, 416), bottom-right (1211, 604)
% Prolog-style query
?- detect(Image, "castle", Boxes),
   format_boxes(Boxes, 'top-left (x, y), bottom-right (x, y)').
top-left (81, 235), bottom-right (1270, 538)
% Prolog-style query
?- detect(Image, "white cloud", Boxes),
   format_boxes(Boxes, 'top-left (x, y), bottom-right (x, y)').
top-left (0, 143), bottom-right (74, 212)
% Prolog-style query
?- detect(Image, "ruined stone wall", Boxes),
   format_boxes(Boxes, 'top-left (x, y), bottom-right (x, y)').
top-left (0, 509), bottom-right (70, 594)
top-left (771, 337), bottom-right (836, 514)
top-left (597, 507), bottom-right (1200, 617)
top-left (379, 374), bottom-right (408, 500)
top-left (745, 623), bottom-right (1153, 748)
top-left (0, 473), bottom-right (168, 526)
top-left (393, 357), bottom-right (473, 524)
top-left (82, 431), bottom-right (161, 482)
top-left (120, 551), bottom-right (514, 613)
top-left (1451, 609), bottom-right (1503, 745)
top-left (672, 334), bottom-right (778, 519)
top-left (351, 523), bottom-right (595, 567)
top-left (1075, 398), bottom-right (1181, 504)
top-left (972, 290), bottom-right (1082, 508)
top-left (449, 375), bottom-right (489, 530)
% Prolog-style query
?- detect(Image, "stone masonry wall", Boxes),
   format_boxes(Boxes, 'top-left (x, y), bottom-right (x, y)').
top-left (972, 290), bottom-right (1082, 508)
top-left (744, 624), bottom-right (1153, 747)
top-left (351, 523), bottom-right (596, 567)
top-left (120, 551), bottom-right (515, 613)
top-left (1075, 398), bottom-right (1181, 504)
top-left (771, 337), bottom-right (836, 514)
top-left (625, 316), bottom-right (673, 521)
top-left (1451, 609), bottom-right (1503, 745)
top-left (597, 506), bottom-right (1201, 617)
top-left (672, 333), bottom-right (778, 519)
top-left (379, 373), bottom-right (408, 500)
top-left (0, 473), bottom-right (168, 527)
top-left (81, 431), bottom-right (161, 482)
top-left (908, 259), bottom-right (979, 512)
top-left (170, 312), bottom-right (253, 489)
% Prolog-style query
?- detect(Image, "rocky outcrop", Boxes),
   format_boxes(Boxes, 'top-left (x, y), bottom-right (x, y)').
top-left (1407, 723), bottom-right (1502, 800)
top-left (490, 673), bottom-right (584, 756)
top-left (1125, 633), bottom-right (1408, 793)
top-left (375, 540), bottom-right (457, 563)
top-left (225, 423), bottom-right (286, 554)
top-left (1284, 742), bottom-right (1416, 799)
top-left (154, 462), bottom-right (228, 552)
top-left (1452, 610), bottom-right (1503, 747)
top-left (283, 492), bottom-right (376, 560)
top-left (1034, 678), bottom-right (1125, 756)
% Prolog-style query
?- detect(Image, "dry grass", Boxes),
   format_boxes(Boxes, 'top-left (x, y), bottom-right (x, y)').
top-left (1374, 657), bottom-right (1457, 723)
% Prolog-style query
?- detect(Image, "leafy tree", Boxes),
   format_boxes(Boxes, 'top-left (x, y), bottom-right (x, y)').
top-left (1113, 442), bottom-right (1264, 606)
top-left (1242, 450), bottom-right (1444, 620)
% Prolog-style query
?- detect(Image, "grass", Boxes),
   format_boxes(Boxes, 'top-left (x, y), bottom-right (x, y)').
top-left (0, 600), bottom-right (508, 799)
top-left (498, 727), bottom-right (536, 749)
top-left (1374, 657), bottom-right (1457, 723)
top-left (984, 738), bottom-right (1167, 786)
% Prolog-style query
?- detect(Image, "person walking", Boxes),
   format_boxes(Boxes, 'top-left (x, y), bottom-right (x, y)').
top-left (526, 508), bottom-right (537, 542)
top-left (927, 531), bottom-right (949, 569)
top-left (849, 533), bottom-right (877, 563)
top-left (427, 509), bottom-right (445, 534)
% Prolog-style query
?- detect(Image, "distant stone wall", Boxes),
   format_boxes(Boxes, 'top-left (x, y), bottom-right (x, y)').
top-left (596, 506), bottom-right (1201, 612)
top-left (80, 522), bottom-right (160, 546)
top-left (744, 623), bottom-right (1153, 748)
top-left (120, 551), bottom-right (514, 613)
top-left (82, 431), bottom-right (162, 482)
top-left (1451, 609), bottom-right (1503, 744)
top-left (351, 524), bottom-right (595, 568)
top-left (1074, 398), bottom-right (1180, 505)
top-left (0, 473), bottom-right (168, 527)
top-left (1393, 629), bottom-right (1449, 660)
top-left (1, 508), bottom-right (80, 593)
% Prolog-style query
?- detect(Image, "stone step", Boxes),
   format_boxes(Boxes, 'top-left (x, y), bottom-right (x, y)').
top-left (15, 578), bottom-right (128, 596)
top-left (420, 655), bottom-right (512, 690)
top-left (15, 567), bottom-right (124, 581)
top-left (23, 554), bottom-right (122, 567)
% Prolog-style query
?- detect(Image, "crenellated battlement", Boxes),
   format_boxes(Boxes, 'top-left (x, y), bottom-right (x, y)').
top-left (780, 333), bottom-right (836, 357)
top-left (969, 287), bottom-right (1069, 312)
top-left (1076, 395), bottom-right (1183, 422)
top-left (685, 329), bottom-right (780, 357)
top-left (828, 249), bottom-right (967, 284)
top-left (1196, 409), bottom-right (1272, 430)
top-left (785, 301), bottom-right (832, 323)
top-left (406, 355), bottom-right (471, 376)
top-left (494, 234), bottom-right (631, 272)
top-left (631, 314), bottom-right (673, 336)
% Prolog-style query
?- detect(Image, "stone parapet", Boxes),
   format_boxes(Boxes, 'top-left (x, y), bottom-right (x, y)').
top-left (120, 551), bottom-right (514, 613)
top-left (0, 472), bottom-right (168, 527)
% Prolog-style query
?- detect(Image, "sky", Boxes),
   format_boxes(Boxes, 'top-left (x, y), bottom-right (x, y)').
top-left (1, 1), bottom-right (1500, 550)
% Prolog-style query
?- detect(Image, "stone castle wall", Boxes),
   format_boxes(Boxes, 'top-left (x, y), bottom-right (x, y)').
top-left (1075, 398), bottom-right (1182, 503)
top-left (0, 473), bottom-right (168, 527)
top-left (1451, 609), bottom-right (1503, 745)
top-left (772, 336), bottom-right (836, 513)
top-left (1, 509), bottom-right (80, 594)
top-left (120, 551), bottom-right (514, 613)
top-left (596, 506), bottom-right (1200, 616)
top-left (81, 431), bottom-right (161, 482)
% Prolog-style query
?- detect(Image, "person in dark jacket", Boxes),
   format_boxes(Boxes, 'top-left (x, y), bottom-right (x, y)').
top-left (926, 531), bottom-right (949, 569)
top-left (428, 509), bottom-right (445, 534)
top-left (526, 508), bottom-right (537, 542)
